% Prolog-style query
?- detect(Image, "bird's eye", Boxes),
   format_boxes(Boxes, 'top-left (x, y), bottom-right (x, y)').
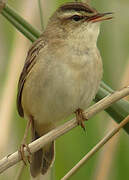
top-left (72, 15), bottom-right (83, 21)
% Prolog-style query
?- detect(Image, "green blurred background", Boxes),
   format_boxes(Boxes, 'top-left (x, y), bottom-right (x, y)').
top-left (0, 0), bottom-right (129, 180)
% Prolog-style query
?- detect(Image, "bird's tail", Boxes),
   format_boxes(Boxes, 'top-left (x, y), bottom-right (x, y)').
top-left (31, 168), bottom-right (53, 180)
top-left (30, 131), bottom-right (55, 178)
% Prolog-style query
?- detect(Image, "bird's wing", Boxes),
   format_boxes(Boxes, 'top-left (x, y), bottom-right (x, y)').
top-left (17, 37), bottom-right (46, 117)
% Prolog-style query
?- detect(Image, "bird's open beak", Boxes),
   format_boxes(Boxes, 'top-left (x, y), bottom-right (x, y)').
top-left (87, 12), bottom-right (113, 23)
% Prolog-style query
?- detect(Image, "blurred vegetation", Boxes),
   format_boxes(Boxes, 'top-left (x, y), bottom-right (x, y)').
top-left (0, 0), bottom-right (129, 180)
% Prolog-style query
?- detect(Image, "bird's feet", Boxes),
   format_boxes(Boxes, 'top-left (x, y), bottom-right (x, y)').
top-left (19, 144), bottom-right (32, 165)
top-left (75, 108), bottom-right (88, 131)
top-left (18, 118), bottom-right (33, 164)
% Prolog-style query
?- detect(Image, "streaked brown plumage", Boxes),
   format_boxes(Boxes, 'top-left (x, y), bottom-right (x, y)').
top-left (17, 2), bottom-right (112, 178)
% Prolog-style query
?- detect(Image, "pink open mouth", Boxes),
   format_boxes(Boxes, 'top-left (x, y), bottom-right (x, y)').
top-left (87, 12), bottom-right (113, 23)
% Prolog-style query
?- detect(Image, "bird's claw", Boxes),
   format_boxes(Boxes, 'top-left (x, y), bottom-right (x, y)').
top-left (19, 144), bottom-right (32, 165)
top-left (75, 108), bottom-right (88, 131)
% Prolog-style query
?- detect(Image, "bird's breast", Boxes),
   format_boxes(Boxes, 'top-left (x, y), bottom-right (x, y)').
top-left (22, 47), bottom-right (102, 134)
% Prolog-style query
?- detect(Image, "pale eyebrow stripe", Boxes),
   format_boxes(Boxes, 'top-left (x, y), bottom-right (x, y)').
top-left (60, 3), bottom-right (93, 13)
top-left (59, 11), bottom-right (82, 19)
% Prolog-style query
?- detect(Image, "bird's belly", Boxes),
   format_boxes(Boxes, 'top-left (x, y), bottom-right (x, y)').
top-left (35, 72), bottom-right (99, 126)
top-left (22, 54), bottom-right (102, 134)
top-left (31, 79), bottom-right (93, 128)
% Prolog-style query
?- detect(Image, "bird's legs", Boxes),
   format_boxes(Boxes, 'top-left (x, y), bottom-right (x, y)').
top-left (75, 108), bottom-right (88, 131)
top-left (19, 118), bottom-right (32, 165)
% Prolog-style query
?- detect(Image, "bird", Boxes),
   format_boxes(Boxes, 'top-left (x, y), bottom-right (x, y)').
top-left (17, 1), bottom-right (112, 178)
